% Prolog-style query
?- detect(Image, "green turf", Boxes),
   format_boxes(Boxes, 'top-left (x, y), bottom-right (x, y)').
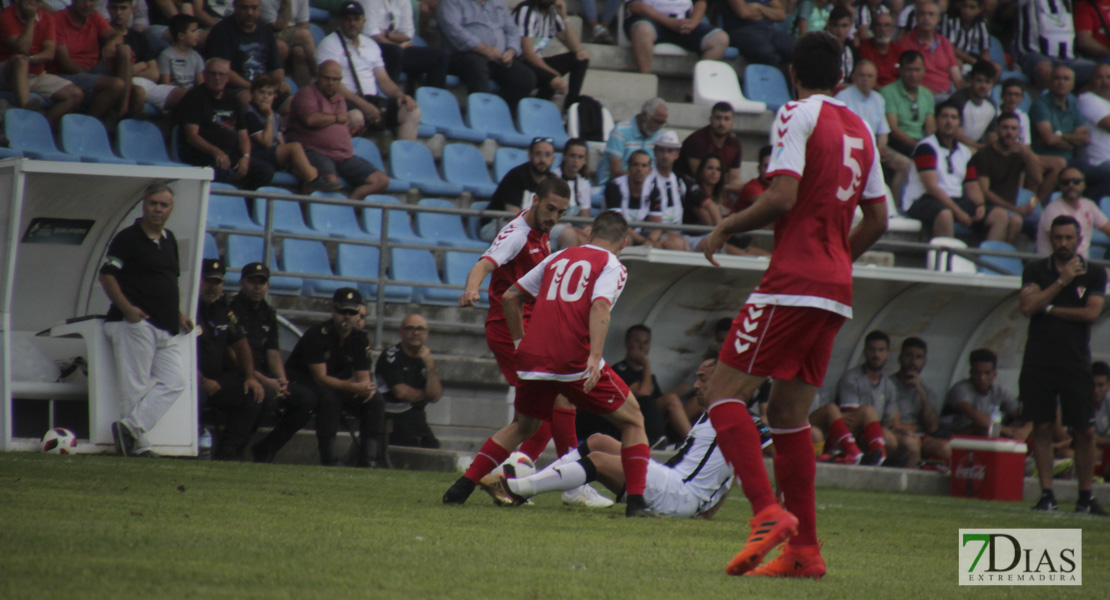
top-left (2, 453), bottom-right (1106, 599)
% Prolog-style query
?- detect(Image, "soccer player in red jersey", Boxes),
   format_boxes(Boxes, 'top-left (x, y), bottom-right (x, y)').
top-left (445, 211), bottom-right (655, 516)
top-left (700, 32), bottom-right (890, 579)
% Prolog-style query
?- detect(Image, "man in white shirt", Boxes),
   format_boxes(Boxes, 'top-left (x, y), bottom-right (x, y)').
top-left (316, 1), bottom-right (421, 140)
top-left (836, 59), bottom-right (912, 198)
top-left (625, 0), bottom-right (729, 74)
top-left (1035, 167), bottom-right (1110, 258)
top-left (360, 0), bottom-right (449, 90)
top-left (1077, 63), bottom-right (1110, 202)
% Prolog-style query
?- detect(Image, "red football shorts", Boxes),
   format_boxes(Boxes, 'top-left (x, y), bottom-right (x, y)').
top-left (718, 303), bottom-right (847, 387)
top-left (514, 364), bottom-right (630, 420)
top-left (486, 319), bottom-right (519, 386)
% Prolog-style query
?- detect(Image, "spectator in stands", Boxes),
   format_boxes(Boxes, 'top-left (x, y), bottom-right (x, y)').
top-left (946, 59), bottom-right (997, 150)
top-left (481, 136), bottom-right (556, 240)
top-left (887, 336), bottom-right (949, 466)
top-left (648, 130), bottom-right (690, 250)
top-left (858, 11), bottom-right (899, 87)
top-left (893, 0), bottom-right (962, 101)
top-left (0, 0), bottom-right (84, 127)
top-left (1092, 361), bottom-right (1110, 480)
top-left (1077, 64), bottom-right (1110, 201)
top-left (683, 152), bottom-right (766, 255)
top-left (854, 0), bottom-right (888, 41)
top-left (625, 0), bottom-right (728, 75)
top-left (938, 0), bottom-right (991, 71)
top-left (676, 101), bottom-right (742, 196)
top-left (577, 324), bottom-right (668, 445)
top-left (285, 287), bottom-right (384, 467)
top-left (100, 183), bottom-right (193, 459)
top-left (245, 74), bottom-right (338, 190)
top-left (206, 0), bottom-right (292, 105)
top-left (157, 13), bottom-right (204, 88)
top-left (376, 314), bottom-right (443, 449)
top-left (993, 78), bottom-right (1031, 145)
top-left (970, 112), bottom-right (1040, 244)
top-left (285, 59), bottom-right (392, 198)
top-left (97, 0), bottom-right (149, 30)
top-left (580, 0), bottom-right (618, 44)
top-left (106, 0), bottom-right (187, 112)
top-left (942, 348), bottom-right (1027, 439)
top-left (826, 5), bottom-right (855, 89)
top-left (177, 57), bottom-right (275, 188)
top-left (733, 144), bottom-right (770, 214)
top-left (52, 0), bottom-right (132, 118)
top-left (437, 0), bottom-right (536, 111)
top-left (605, 149), bottom-right (662, 246)
top-left (512, 0), bottom-right (588, 109)
top-left (598, 96), bottom-right (667, 185)
top-left (194, 0), bottom-right (235, 30)
top-left (1015, 0), bottom-right (1095, 90)
top-left (896, 0), bottom-right (927, 35)
top-left (145, 0), bottom-right (192, 55)
top-left (719, 0), bottom-right (794, 68)
top-left (1035, 167), bottom-right (1110, 257)
top-left (315, 2), bottom-right (421, 141)
top-left (228, 262), bottom-right (316, 464)
top-left (364, 0), bottom-right (448, 91)
top-left (883, 49), bottom-right (936, 156)
top-left (837, 59), bottom-right (913, 197)
top-left (1030, 66), bottom-right (1090, 163)
top-left (553, 137), bottom-right (593, 249)
top-left (259, 0), bottom-right (315, 87)
top-left (1075, 0), bottom-right (1110, 63)
top-left (794, 0), bottom-right (833, 36)
top-left (195, 258), bottom-right (265, 460)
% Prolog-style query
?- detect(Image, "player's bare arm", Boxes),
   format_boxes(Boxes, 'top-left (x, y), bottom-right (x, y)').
top-left (848, 200), bottom-right (888, 261)
top-left (459, 258), bottom-right (496, 307)
top-left (584, 299), bottom-right (612, 392)
top-left (703, 175), bottom-right (799, 266)
top-left (502, 284), bottom-right (528, 344)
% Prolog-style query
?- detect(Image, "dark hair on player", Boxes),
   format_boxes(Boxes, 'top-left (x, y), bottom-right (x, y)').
top-left (591, 210), bottom-right (629, 243)
top-left (865, 330), bottom-right (890, 346)
top-left (169, 13), bottom-right (199, 39)
top-left (1093, 361), bottom-right (1110, 377)
top-left (901, 336), bottom-right (927, 353)
top-left (791, 32), bottom-right (843, 91)
top-left (711, 101), bottom-right (734, 114)
top-left (625, 324), bottom-right (651, 342)
top-left (969, 348), bottom-right (997, 368)
top-left (898, 49), bottom-right (924, 67)
top-left (536, 176), bottom-right (571, 202)
top-left (969, 60), bottom-right (997, 81)
top-left (1051, 215), bottom-right (1081, 233)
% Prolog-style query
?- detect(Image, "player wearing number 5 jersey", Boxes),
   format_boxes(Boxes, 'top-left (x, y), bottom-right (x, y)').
top-left (445, 211), bottom-right (656, 517)
top-left (700, 32), bottom-right (889, 579)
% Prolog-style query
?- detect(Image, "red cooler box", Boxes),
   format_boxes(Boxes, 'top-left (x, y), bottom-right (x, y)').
top-left (949, 436), bottom-right (1027, 502)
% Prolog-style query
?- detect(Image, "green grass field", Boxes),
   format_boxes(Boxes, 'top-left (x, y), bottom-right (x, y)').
top-left (2, 453), bottom-right (1107, 599)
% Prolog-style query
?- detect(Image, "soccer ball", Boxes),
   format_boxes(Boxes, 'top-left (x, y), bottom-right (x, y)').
top-left (499, 451), bottom-right (536, 479)
top-left (41, 427), bottom-right (77, 454)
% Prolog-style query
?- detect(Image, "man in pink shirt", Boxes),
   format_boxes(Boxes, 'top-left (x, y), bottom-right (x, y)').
top-left (894, 0), bottom-right (962, 101)
top-left (51, 0), bottom-right (131, 118)
top-left (1036, 167), bottom-right (1110, 258)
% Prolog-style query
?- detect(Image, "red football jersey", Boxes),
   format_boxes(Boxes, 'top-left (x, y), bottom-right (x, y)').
top-left (514, 245), bottom-right (628, 380)
top-left (753, 95), bottom-right (886, 318)
top-left (480, 211), bottom-right (550, 325)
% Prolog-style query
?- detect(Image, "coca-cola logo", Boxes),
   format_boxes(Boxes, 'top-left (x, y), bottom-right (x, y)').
top-left (955, 451), bottom-right (988, 497)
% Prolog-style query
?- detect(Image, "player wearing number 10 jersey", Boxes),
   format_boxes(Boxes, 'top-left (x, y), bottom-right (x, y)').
top-left (700, 32), bottom-right (889, 579)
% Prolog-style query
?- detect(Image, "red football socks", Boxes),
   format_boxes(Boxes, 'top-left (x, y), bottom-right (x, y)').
top-left (620, 444), bottom-right (651, 496)
top-left (519, 421), bottom-right (552, 462)
top-left (863, 421), bottom-right (886, 455)
top-left (772, 427), bottom-right (818, 547)
top-left (829, 417), bottom-right (861, 456)
top-left (464, 438), bottom-right (511, 484)
top-left (551, 407), bottom-right (578, 457)
top-left (709, 400), bottom-right (776, 515)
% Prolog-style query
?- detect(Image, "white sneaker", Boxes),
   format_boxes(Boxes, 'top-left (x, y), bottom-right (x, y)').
top-left (591, 24), bottom-right (615, 44)
top-left (562, 484), bottom-right (615, 508)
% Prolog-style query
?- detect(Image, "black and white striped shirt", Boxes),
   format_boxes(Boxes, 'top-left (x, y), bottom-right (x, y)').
top-left (939, 15), bottom-right (989, 56)
top-left (1016, 0), bottom-right (1076, 59)
top-left (512, 0), bottom-right (566, 51)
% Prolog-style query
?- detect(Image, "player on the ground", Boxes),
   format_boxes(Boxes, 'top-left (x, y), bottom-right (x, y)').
top-left (456, 177), bottom-right (609, 507)
top-left (444, 211), bottom-right (656, 516)
top-left (699, 31), bottom-right (890, 579)
top-left (484, 357), bottom-right (772, 518)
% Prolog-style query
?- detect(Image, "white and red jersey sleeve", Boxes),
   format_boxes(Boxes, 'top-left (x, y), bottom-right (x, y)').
top-left (514, 250), bottom-right (561, 298)
top-left (480, 212), bottom-right (550, 325)
top-left (591, 253), bottom-right (628, 306)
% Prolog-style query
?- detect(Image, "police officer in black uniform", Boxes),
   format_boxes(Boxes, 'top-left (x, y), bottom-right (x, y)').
top-left (285, 288), bottom-right (384, 467)
top-left (197, 259), bottom-right (265, 460)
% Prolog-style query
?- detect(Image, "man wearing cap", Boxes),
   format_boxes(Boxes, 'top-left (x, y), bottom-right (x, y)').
top-left (315, 2), bottom-right (422, 142)
top-left (229, 262), bottom-right (316, 463)
top-left (480, 136), bottom-right (556, 240)
top-left (375, 314), bottom-right (443, 448)
top-left (285, 287), bottom-right (385, 467)
top-left (437, 0), bottom-right (536, 111)
top-left (196, 258), bottom-right (266, 460)
top-left (648, 129), bottom-right (691, 251)
top-left (100, 183), bottom-right (193, 459)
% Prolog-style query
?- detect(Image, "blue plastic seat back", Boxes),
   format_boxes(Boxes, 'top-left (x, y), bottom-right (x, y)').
top-left (414, 198), bottom-right (468, 239)
top-left (467, 200), bottom-right (489, 239)
top-left (416, 87), bottom-right (468, 130)
top-left (361, 195), bottom-right (401, 238)
top-left (60, 114), bottom-right (121, 159)
top-left (207, 187), bottom-right (262, 231)
top-left (203, 233), bottom-right (220, 259)
top-left (6, 108), bottom-right (62, 153)
top-left (389, 247), bottom-right (441, 283)
top-left (282, 238), bottom-right (333, 275)
top-left (516, 98), bottom-right (568, 145)
top-left (444, 251), bottom-right (489, 304)
top-left (117, 119), bottom-right (176, 163)
top-left (442, 144), bottom-right (493, 186)
top-left (977, 240), bottom-right (1024, 275)
top-left (467, 92), bottom-right (518, 135)
top-left (389, 140), bottom-right (440, 182)
top-left (494, 147), bottom-right (528, 181)
top-left (307, 192), bottom-right (369, 238)
top-left (252, 188), bottom-right (313, 235)
top-left (226, 234), bottom-right (303, 292)
top-left (338, 243), bottom-right (413, 302)
top-left (742, 65), bottom-right (791, 112)
top-left (351, 137), bottom-right (386, 171)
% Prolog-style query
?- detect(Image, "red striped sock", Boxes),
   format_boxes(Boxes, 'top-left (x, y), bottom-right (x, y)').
top-left (829, 418), bottom-right (861, 456)
top-left (709, 400), bottom-right (776, 515)
top-left (551, 407), bottom-right (578, 457)
top-left (464, 438), bottom-right (511, 483)
top-left (620, 443), bottom-right (651, 496)
top-left (864, 421), bottom-right (886, 456)
top-left (772, 427), bottom-right (818, 546)
top-left (519, 421), bottom-right (552, 462)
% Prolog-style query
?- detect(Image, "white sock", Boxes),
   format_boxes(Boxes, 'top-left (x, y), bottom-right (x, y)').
top-left (510, 461), bottom-right (588, 497)
top-left (533, 448), bottom-right (581, 479)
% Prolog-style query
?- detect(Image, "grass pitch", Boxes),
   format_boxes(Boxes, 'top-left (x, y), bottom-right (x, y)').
top-left (2, 453), bottom-right (1107, 600)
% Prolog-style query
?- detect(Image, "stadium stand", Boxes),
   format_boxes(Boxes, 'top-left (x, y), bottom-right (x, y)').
top-left (282, 238), bottom-right (346, 297)
top-left (414, 199), bottom-right (490, 250)
top-left (415, 87), bottom-right (487, 143)
top-left (516, 98), bottom-right (570, 148)
top-left (466, 93), bottom-right (533, 147)
top-left (207, 185), bottom-right (264, 232)
top-left (741, 64), bottom-right (792, 113)
top-left (59, 115), bottom-right (135, 165)
top-left (226, 234), bottom-right (304, 295)
top-left (388, 247), bottom-right (456, 305)
top-left (306, 192), bottom-right (376, 240)
top-left (976, 240), bottom-right (1023, 276)
top-left (350, 138), bottom-right (412, 194)
top-left (336, 243), bottom-right (414, 304)
top-left (441, 144), bottom-right (498, 197)
top-left (388, 141), bottom-right (466, 196)
top-left (116, 120), bottom-right (185, 167)
top-left (5, 109), bottom-right (80, 162)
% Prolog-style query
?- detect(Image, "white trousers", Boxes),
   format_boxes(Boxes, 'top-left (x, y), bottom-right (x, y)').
top-left (104, 320), bottom-right (187, 448)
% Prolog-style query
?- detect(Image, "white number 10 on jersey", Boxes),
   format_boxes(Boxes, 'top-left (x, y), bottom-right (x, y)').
top-left (547, 259), bottom-right (592, 302)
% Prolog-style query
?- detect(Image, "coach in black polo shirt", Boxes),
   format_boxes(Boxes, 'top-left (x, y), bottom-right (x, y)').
top-left (1020, 215), bottom-right (1108, 516)
top-left (229, 262), bottom-right (315, 463)
top-left (285, 288), bottom-right (384, 467)
top-left (375, 314), bottom-right (443, 449)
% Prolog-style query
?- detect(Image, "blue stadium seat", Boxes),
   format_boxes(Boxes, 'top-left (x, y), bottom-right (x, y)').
top-left (466, 93), bottom-right (532, 147)
top-left (442, 143), bottom-right (497, 197)
top-left (4, 108), bottom-right (80, 162)
top-left (208, 183), bottom-right (263, 231)
top-left (361, 195), bottom-right (425, 244)
top-left (269, 171), bottom-right (301, 187)
top-left (0, 146), bottom-right (22, 158)
top-left (252, 189), bottom-right (316, 236)
top-left (742, 65), bottom-right (791, 113)
top-left (467, 200), bottom-right (488, 240)
top-left (988, 85), bottom-right (1031, 112)
top-left (516, 98), bottom-right (569, 148)
top-left (307, 191), bottom-right (376, 240)
top-left (414, 198), bottom-right (489, 249)
top-left (444, 250), bottom-right (489, 305)
top-left (204, 233), bottom-right (220, 259)
top-left (117, 119), bottom-right (183, 166)
top-left (309, 23), bottom-right (325, 45)
top-left (59, 114), bottom-right (135, 164)
top-left (389, 247), bottom-right (456, 305)
top-left (388, 140), bottom-right (465, 196)
top-left (337, 243), bottom-right (413, 303)
top-left (308, 6), bottom-right (329, 22)
top-left (282, 238), bottom-right (344, 297)
top-left (415, 87), bottom-right (487, 142)
top-left (494, 147), bottom-right (528, 181)
top-left (226, 234), bottom-right (303, 294)
top-left (351, 137), bottom-right (411, 193)
top-left (977, 240), bottom-right (1024, 275)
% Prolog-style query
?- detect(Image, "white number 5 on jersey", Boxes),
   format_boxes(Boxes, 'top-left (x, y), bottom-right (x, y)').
top-left (836, 135), bottom-right (865, 202)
